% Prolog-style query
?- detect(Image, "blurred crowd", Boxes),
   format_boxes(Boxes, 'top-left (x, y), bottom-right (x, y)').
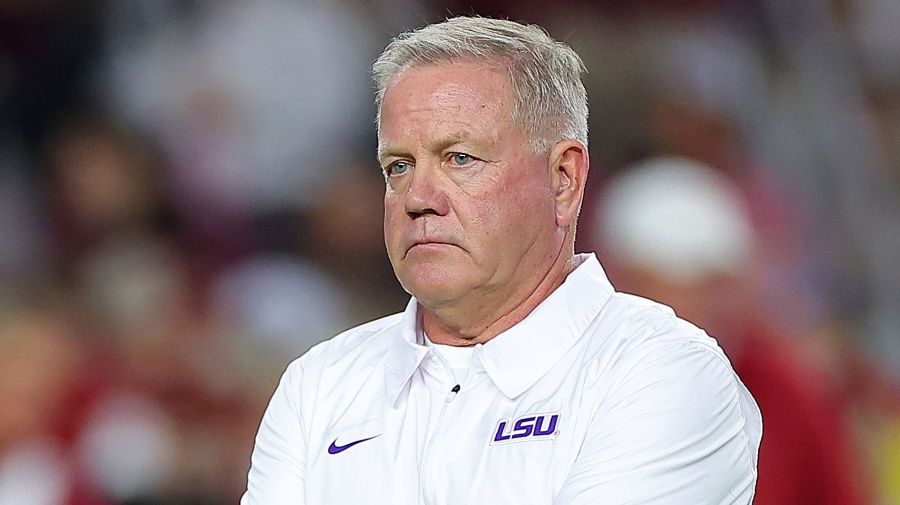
top-left (1, 0), bottom-right (900, 504)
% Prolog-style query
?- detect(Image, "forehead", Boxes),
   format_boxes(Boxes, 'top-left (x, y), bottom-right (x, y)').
top-left (379, 60), bottom-right (515, 140)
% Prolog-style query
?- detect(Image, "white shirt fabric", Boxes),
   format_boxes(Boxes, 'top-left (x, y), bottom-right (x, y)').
top-left (241, 253), bottom-right (761, 505)
top-left (425, 335), bottom-right (475, 385)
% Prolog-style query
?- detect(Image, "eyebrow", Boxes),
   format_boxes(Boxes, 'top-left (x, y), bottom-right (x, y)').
top-left (378, 134), bottom-right (472, 161)
top-left (377, 145), bottom-right (408, 162)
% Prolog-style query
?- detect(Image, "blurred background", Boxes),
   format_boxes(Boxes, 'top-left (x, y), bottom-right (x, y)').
top-left (1, 0), bottom-right (899, 503)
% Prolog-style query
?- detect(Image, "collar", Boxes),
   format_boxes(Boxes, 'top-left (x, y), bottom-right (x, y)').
top-left (384, 297), bottom-right (430, 405)
top-left (384, 253), bottom-right (614, 402)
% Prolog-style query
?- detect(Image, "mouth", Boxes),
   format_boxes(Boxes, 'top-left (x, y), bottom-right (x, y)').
top-left (405, 239), bottom-right (459, 257)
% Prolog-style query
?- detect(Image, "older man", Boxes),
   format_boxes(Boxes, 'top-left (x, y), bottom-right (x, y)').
top-left (242, 17), bottom-right (761, 505)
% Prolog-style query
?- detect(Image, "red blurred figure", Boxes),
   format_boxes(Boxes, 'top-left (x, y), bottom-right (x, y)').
top-left (590, 156), bottom-right (870, 505)
top-left (0, 302), bottom-right (108, 505)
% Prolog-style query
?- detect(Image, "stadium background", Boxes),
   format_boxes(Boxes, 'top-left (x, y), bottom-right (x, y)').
top-left (1, 0), bottom-right (899, 503)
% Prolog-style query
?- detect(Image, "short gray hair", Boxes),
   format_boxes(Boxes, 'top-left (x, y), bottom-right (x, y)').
top-left (373, 17), bottom-right (588, 152)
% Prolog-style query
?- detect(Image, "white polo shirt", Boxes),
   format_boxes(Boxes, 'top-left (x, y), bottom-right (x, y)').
top-left (241, 253), bottom-right (761, 504)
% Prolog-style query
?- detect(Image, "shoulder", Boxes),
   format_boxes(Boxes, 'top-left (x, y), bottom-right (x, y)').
top-left (290, 313), bottom-right (403, 368)
top-left (583, 290), bottom-right (762, 457)
top-left (557, 292), bottom-right (761, 502)
top-left (579, 290), bottom-right (761, 446)
top-left (585, 291), bottom-right (732, 376)
top-left (285, 312), bottom-right (405, 377)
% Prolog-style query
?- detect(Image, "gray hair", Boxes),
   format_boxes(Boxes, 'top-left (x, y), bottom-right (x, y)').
top-left (373, 17), bottom-right (588, 152)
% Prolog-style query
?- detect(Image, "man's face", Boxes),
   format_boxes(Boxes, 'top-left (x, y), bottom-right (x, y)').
top-left (378, 61), bottom-right (562, 311)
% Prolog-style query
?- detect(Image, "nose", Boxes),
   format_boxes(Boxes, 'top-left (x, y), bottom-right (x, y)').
top-left (404, 164), bottom-right (450, 218)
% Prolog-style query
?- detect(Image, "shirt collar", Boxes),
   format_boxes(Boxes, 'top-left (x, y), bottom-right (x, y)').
top-left (478, 253), bottom-right (613, 398)
top-left (384, 297), bottom-right (430, 404)
top-left (384, 253), bottom-right (614, 402)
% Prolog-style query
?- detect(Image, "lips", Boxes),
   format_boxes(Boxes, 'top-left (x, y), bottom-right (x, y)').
top-left (405, 238), bottom-right (459, 257)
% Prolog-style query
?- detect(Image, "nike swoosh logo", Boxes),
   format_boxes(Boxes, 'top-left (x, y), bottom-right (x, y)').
top-left (328, 435), bottom-right (380, 455)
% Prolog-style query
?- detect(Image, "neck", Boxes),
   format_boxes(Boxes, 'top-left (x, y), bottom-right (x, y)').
top-left (422, 244), bottom-right (576, 346)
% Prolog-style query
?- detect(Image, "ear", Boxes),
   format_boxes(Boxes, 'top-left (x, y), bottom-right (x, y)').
top-left (548, 140), bottom-right (589, 228)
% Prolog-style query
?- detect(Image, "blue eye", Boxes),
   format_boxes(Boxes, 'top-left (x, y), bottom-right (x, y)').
top-left (387, 161), bottom-right (411, 175)
top-left (451, 153), bottom-right (473, 165)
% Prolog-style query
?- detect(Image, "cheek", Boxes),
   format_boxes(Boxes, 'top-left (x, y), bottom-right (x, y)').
top-left (459, 193), bottom-right (543, 260)
top-left (479, 174), bottom-right (552, 231)
top-left (382, 193), bottom-right (412, 265)
top-left (383, 197), bottom-right (400, 239)
top-left (383, 186), bottom-right (402, 217)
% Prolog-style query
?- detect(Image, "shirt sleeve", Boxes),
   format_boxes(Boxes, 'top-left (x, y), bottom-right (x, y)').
top-left (241, 361), bottom-right (307, 505)
top-left (554, 339), bottom-right (761, 505)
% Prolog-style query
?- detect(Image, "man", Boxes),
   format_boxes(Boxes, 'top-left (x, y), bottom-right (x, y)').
top-left (242, 17), bottom-right (761, 504)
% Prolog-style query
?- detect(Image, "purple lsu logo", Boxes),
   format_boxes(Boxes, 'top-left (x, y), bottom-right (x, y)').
top-left (491, 413), bottom-right (560, 445)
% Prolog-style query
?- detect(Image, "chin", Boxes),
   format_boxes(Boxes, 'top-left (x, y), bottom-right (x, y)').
top-left (398, 263), bottom-right (470, 306)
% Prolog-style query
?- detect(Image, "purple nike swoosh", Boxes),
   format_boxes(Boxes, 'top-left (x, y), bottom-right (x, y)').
top-left (328, 435), bottom-right (380, 455)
